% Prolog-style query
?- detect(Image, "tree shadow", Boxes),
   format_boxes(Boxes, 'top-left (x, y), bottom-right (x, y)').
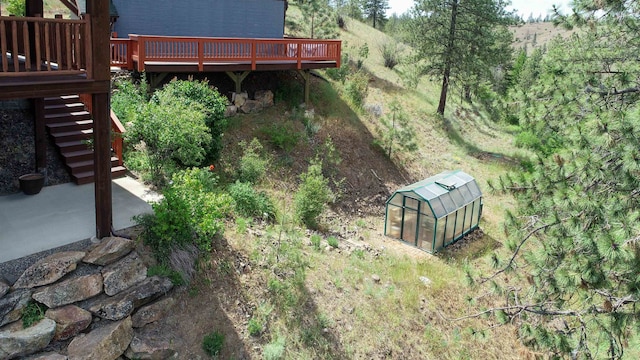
top-left (438, 230), bottom-right (502, 264)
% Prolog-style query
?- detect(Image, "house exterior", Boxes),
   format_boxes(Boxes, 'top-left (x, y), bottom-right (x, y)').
top-left (111, 0), bottom-right (286, 38)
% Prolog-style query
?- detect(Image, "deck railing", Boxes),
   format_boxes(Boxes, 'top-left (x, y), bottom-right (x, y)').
top-left (0, 15), bottom-right (92, 77)
top-left (110, 35), bottom-right (341, 71)
top-left (79, 94), bottom-right (126, 167)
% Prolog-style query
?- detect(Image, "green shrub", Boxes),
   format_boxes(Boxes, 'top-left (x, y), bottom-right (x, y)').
top-left (327, 236), bottom-right (339, 248)
top-left (261, 123), bottom-right (300, 152)
top-left (345, 71), bottom-right (369, 109)
top-left (147, 264), bottom-right (185, 286)
top-left (310, 234), bottom-right (322, 250)
top-left (126, 102), bottom-right (212, 186)
top-left (152, 79), bottom-right (228, 162)
top-left (111, 78), bottom-right (148, 124)
top-left (228, 181), bottom-right (275, 220)
top-left (379, 41), bottom-right (400, 69)
top-left (294, 160), bottom-right (332, 228)
top-left (22, 302), bottom-right (46, 328)
top-left (202, 331), bottom-right (225, 357)
top-left (325, 53), bottom-right (351, 83)
top-left (263, 337), bottom-right (286, 360)
top-left (237, 138), bottom-right (268, 184)
top-left (135, 168), bottom-right (233, 261)
top-left (6, 0), bottom-right (25, 15)
top-left (248, 317), bottom-right (263, 336)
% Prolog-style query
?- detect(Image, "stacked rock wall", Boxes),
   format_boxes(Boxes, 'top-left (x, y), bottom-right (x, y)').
top-left (0, 237), bottom-right (176, 359)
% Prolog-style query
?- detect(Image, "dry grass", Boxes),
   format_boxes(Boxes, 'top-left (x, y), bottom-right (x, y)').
top-left (510, 22), bottom-right (576, 53)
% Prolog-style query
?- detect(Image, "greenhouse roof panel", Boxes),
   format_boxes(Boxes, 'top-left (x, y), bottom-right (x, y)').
top-left (391, 170), bottom-right (482, 218)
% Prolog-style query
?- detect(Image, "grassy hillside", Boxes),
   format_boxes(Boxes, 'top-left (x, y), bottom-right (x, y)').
top-left (510, 22), bottom-right (576, 53)
top-left (134, 8), bottom-right (538, 360)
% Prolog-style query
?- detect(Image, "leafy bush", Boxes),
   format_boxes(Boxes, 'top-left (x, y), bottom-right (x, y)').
top-left (237, 138), bottom-right (268, 184)
top-left (379, 41), bottom-right (400, 69)
top-left (310, 234), bottom-right (322, 250)
top-left (261, 123), bottom-right (300, 152)
top-left (294, 160), bottom-right (332, 228)
top-left (111, 78), bottom-right (148, 124)
top-left (22, 302), bottom-right (46, 328)
top-left (202, 331), bottom-right (225, 357)
top-left (248, 317), bottom-right (263, 336)
top-left (147, 264), bottom-right (185, 286)
top-left (228, 181), bottom-right (275, 220)
top-left (152, 79), bottom-right (228, 162)
top-left (327, 236), bottom-right (339, 248)
top-left (345, 71), bottom-right (369, 109)
top-left (135, 168), bottom-right (232, 261)
top-left (325, 53), bottom-right (350, 83)
top-left (126, 102), bottom-right (212, 186)
top-left (6, 0), bottom-right (25, 15)
top-left (263, 337), bottom-right (286, 360)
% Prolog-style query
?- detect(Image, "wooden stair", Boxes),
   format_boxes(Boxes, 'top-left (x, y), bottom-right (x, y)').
top-left (44, 95), bottom-right (126, 185)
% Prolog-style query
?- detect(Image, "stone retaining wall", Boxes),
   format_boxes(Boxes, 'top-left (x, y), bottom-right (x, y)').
top-left (0, 237), bottom-right (176, 359)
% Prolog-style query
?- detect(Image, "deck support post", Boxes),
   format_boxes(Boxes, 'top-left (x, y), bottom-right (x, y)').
top-left (226, 71), bottom-right (250, 94)
top-left (149, 72), bottom-right (169, 90)
top-left (87, 0), bottom-right (113, 239)
top-left (33, 98), bottom-right (47, 177)
top-left (298, 70), bottom-right (310, 104)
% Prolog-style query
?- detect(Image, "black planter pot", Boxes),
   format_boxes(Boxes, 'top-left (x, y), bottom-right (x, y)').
top-left (19, 173), bottom-right (45, 195)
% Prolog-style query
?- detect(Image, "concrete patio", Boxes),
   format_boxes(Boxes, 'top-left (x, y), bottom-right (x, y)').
top-left (0, 176), bottom-right (160, 263)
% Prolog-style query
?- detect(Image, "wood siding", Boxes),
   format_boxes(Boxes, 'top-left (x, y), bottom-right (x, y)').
top-left (112, 0), bottom-right (285, 39)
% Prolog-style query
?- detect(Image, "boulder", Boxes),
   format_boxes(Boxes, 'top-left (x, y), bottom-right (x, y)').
top-left (240, 99), bottom-right (263, 114)
top-left (23, 352), bottom-right (67, 360)
top-left (233, 92), bottom-right (248, 107)
top-left (0, 318), bottom-right (56, 359)
top-left (224, 105), bottom-right (237, 117)
top-left (131, 297), bottom-right (175, 328)
top-left (83, 237), bottom-right (135, 266)
top-left (33, 274), bottom-right (103, 308)
top-left (0, 279), bottom-right (8, 299)
top-left (124, 326), bottom-right (177, 360)
top-left (86, 277), bottom-right (173, 321)
top-left (45, 305), bottom-right (92, 341)
top-left (0, 289), bottom-right (32, 327)
top-left (12, 252), bottom-right (85, 289)
top-left (254, 90), bottom-right (274, 107)
top-left (102, 252), bottom-right (147, 296)
top-left (67, 317), bottom-right (133, 360)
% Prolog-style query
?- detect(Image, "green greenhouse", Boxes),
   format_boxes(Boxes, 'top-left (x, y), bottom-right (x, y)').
top-left (385, 170), bottom-right (482, 253)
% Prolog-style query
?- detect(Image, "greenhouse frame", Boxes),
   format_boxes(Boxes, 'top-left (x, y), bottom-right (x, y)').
top-left (385, 170), bottom-right (483, 253)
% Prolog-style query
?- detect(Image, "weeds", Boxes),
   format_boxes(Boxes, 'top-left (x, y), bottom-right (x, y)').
top-left (147, 264), bottom-right (185, 286)
top-left (327, 236), bottom-right (339, 248)
top-left (202, 331), bottom-right (225, 357)
top-left (261, 123), bottom-right (300, 152)
top-left (22, 302), bottom-right (46, 328)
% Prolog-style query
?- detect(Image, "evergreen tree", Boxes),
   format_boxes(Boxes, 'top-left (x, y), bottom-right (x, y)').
top-left (480, 1), bottom-right (640, 357)
top-left (410, 0), bottom-right (512, 115)
top-left (362, 0), bottom-right (389, 29)
top-left (297, 0), bottom-right (338, 39)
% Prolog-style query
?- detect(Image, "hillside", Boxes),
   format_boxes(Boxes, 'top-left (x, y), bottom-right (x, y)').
top-left (510, 21), bottom-right (576, 52)
top-left (122, 11), bottom-right (539, 359)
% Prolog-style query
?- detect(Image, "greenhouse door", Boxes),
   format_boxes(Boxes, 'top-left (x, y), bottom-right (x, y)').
top-left (402, 208), bottom-right (418, 245)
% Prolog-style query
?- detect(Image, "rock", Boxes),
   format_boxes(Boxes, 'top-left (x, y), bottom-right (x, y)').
top-left (233, 92), bottom-right (248, 107)
top-left (83, 237), bottom-right (135, 266)
top-left (0, 289), bottom-right (33, 327)
top-left (33, 274), bottom-right (103, 308)
top-left (131, 297), bottom-right (175, 328)
top-left (371, 274), bottom-right (381, 283)
top-left (239, 99), bottom-right (263, 114)
top-left (254, 90), bottom-right (274, 107)
top-left (87, 276), bottom-right (173, 321)
top-left (419, 276), bottom-right (432, 287)
top-left (45, 305), bottom-right (92, 341)
top-left (0, 279), bottom-right (9, 299)
top-left (102, 252), bottom-right (147, 296)
top-left (67, 316), bottom-right (133, 360)
top-left (125, 326), bottom-right (177, 359)
top-left (12, 252), bottom-right (85, 289)
top-left (24, 351), bottom-right (67, 360)
top-left (224, 105), bottom-right (237, 117)
top-left (0, 318), bottom-right (56, 359)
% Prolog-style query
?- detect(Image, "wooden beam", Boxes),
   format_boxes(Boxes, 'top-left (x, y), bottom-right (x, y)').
top-left (33, 98), bottom-right (46, 174)
top-left (298, 70), bottom-right (310, 105)
top-left (87, 0), bottom-right (112, 238)
top-left (225, 71), bottom-right (250, 94)
top-left (25, 0), bottom-right (43, 17)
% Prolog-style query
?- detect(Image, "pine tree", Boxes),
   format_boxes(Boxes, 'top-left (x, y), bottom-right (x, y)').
top-left (410, 0), bottom-right (512, 115)
top-left (362, 0), bottom-right (389, 29)
top-left (480, 1), bottom-right (640, 358)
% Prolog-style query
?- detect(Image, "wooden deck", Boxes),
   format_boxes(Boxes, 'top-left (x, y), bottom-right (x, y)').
top-left (110, 35), bottom-right (342, 73)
